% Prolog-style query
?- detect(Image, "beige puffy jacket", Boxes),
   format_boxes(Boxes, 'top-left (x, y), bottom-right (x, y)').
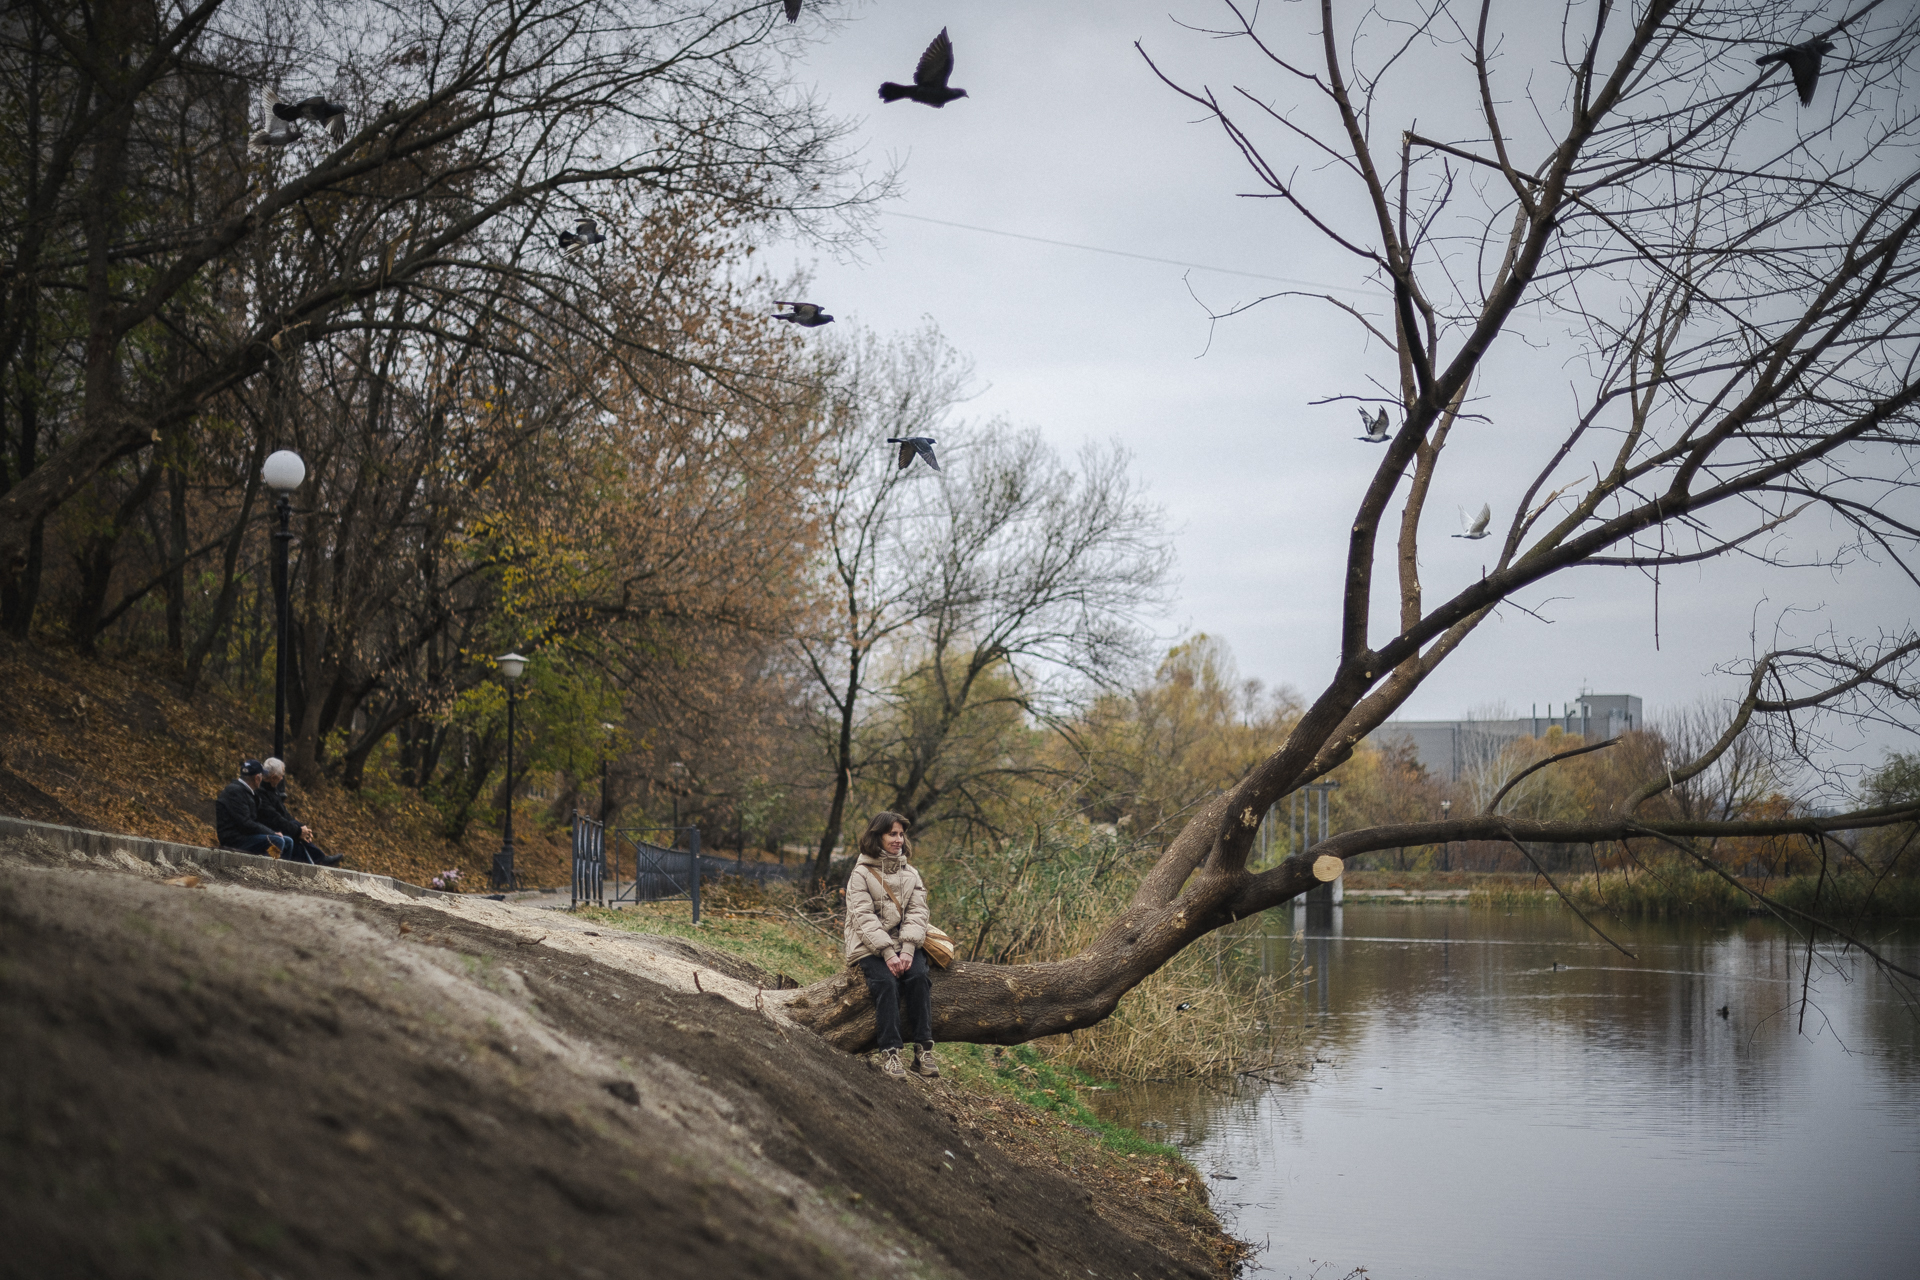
top-left (843, 853), bottom-right (930, 966)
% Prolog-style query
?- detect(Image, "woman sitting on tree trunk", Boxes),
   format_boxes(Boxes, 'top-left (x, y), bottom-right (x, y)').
top-left (843, 812), bottom-right (937, 1078)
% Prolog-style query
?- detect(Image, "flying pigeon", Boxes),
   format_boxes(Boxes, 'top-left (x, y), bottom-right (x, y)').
top-left (880, 28), bottom-right (969, 107)
top-left (784, 0), bottom-right (801, 20)
top-left (1756, 37), bottom-right (1836, 106)
top-left (772, 301), bottom-right (834, 327)
top-left (272, 73), bottom-right (350, 143)
top-left (558, 218), bottom-right (605, 254)
top-left (249, 89), bottom-right (303, 152)
top-left (1452, 504), bottom-right (1492, 540)
top-left (887, 437), bottom-right (940, 472)
top-left (1356, 407), bottom-right (1390, 443)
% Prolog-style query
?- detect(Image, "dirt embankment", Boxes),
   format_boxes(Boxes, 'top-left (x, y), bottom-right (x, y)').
top-left (0, 836), bottom-right (1232, 1279)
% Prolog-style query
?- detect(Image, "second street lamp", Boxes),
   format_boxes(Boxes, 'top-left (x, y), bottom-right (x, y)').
top-left (262, 450), bottom-right (306, 761)
top-left (492, 652), bottom-right (528, 891)
top-left (599, 721), bottom-right (618, 824)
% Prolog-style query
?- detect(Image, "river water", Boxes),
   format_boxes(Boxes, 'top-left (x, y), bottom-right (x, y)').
top-left (1092, 903), bottom-right (1920, 1280)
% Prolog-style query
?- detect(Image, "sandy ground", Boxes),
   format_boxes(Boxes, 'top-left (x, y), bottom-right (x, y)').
top-left (0, 834), bottom-right (1228, 1279)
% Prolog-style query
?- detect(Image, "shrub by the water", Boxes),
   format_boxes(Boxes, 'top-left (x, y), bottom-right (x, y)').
top-left (927, 824), bottom-right (1303, 1079)
top-left (1771, 872), bottom-right (1920, 920)
top-left (1473, 862), bottom-right (1920, 920)
top-left (1564, 867), bottom-right (1753, 918)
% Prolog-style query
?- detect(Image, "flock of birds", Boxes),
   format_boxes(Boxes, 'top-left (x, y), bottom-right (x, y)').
top-left (767, 24), bottom-right (967, 474)
top-left (244, 17), bottom-right (1841, 485)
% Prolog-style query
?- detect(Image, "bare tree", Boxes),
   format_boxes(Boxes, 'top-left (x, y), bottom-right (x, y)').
top-left (796, 325), bottom-right (1174, 883)
top-left (782, 0), bottom-right (1920, 1049)
top-left (866, 427), bottom-right (1174, 831)
top-left (1652, 699), bottom-right (1782, 824)
top-left (795, 326), bottom-right (974, 886)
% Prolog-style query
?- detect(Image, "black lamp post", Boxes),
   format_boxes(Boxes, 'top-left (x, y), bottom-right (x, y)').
top-left (492, 651), bottom-right (527, 890)
top-left (262, 450), bottom-right (306, 760)
top-left (599, 721), bottom-right (618, 824)
top-left (1439, 798), bottom-right (1452, 873)
top-left (669, 760), bottom-right (689, 829)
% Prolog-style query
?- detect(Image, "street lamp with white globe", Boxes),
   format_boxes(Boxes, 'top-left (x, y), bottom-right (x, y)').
top-left (262, 450), bottom-right (305, 761)
top-left (492, 651), bottom-right (528, 891)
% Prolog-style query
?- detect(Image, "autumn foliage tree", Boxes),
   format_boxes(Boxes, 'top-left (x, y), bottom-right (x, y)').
top-left (0, 0), bottom-right (872, 837)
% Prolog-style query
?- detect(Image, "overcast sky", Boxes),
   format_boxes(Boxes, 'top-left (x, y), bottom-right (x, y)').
top-left (762, 0), bottom-right (1915, 785)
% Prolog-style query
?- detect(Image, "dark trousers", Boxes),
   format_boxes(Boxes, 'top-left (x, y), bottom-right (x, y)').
top-left (280, 839), bottom-right (332, 865)
top-left (231, 832), bottom-right (290, 857)
top-left (856, 950), bottom-right (931, 1052)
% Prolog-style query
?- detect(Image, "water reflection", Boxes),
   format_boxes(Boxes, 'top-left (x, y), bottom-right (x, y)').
top-left (1094, 904), bottom-right (1920, 1280)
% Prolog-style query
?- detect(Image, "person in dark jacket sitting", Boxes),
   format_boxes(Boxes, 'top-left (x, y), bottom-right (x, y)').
top-left (215, 760), bottom-right (291, 857)
top-left (258, 757), bottom-right (341, 866)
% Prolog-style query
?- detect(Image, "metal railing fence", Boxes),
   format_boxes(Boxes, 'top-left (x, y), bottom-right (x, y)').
top-left (571, 814), bottom-right (800, 922)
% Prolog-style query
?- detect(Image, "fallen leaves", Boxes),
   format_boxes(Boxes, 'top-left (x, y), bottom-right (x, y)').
top-left (0, 645), bottom-right (575, 892)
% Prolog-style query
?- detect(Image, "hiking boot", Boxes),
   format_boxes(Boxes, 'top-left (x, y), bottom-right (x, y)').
top-left (879, 1048), bottom-right (907, 1078)
top-left (911, 1045), bottom-right (941, 1078)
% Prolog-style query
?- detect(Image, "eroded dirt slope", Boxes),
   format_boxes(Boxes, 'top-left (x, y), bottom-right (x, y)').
top-left (0, 836), bottom-right (1220, 1279)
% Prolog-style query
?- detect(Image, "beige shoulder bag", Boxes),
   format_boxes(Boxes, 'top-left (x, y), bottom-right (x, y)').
top-left (862, 867), bottom-right (954, 968)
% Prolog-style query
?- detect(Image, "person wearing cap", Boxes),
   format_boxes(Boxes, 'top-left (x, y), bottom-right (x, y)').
top-left (214, 761), bottom-right (291, 857)
top-left (258, 758), bottom-right (341, 866)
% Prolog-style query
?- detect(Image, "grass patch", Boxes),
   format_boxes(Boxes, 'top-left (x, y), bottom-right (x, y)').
top-left (939, 1044), bottom-right (1180, 1159)
top-left (573, 898), bottom-right (842, 985)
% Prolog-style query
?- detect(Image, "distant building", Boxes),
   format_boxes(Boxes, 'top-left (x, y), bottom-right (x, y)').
top-left (1375, 693), bottom-right (1643, 783)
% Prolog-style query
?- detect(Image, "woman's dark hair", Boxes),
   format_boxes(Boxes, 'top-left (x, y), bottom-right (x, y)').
top-left (857, 811), bottom-right (913, 860)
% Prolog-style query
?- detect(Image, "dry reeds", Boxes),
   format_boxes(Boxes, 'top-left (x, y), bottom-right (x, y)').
top-left (928, 827), bottom-right (1304, 1079)
top-left (1043, 928), bottom-right (1304, 1080)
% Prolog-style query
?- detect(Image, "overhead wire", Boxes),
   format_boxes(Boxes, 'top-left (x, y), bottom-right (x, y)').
top-left (878, 209), bottom-right (1373, 294)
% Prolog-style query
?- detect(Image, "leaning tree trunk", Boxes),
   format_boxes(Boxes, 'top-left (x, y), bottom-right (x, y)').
top-left (778, 795), bottom-right (1328, 1051)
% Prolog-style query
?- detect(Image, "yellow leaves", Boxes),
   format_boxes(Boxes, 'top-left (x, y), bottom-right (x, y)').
top-left (1067, 635), bottom-right (1301, 836)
